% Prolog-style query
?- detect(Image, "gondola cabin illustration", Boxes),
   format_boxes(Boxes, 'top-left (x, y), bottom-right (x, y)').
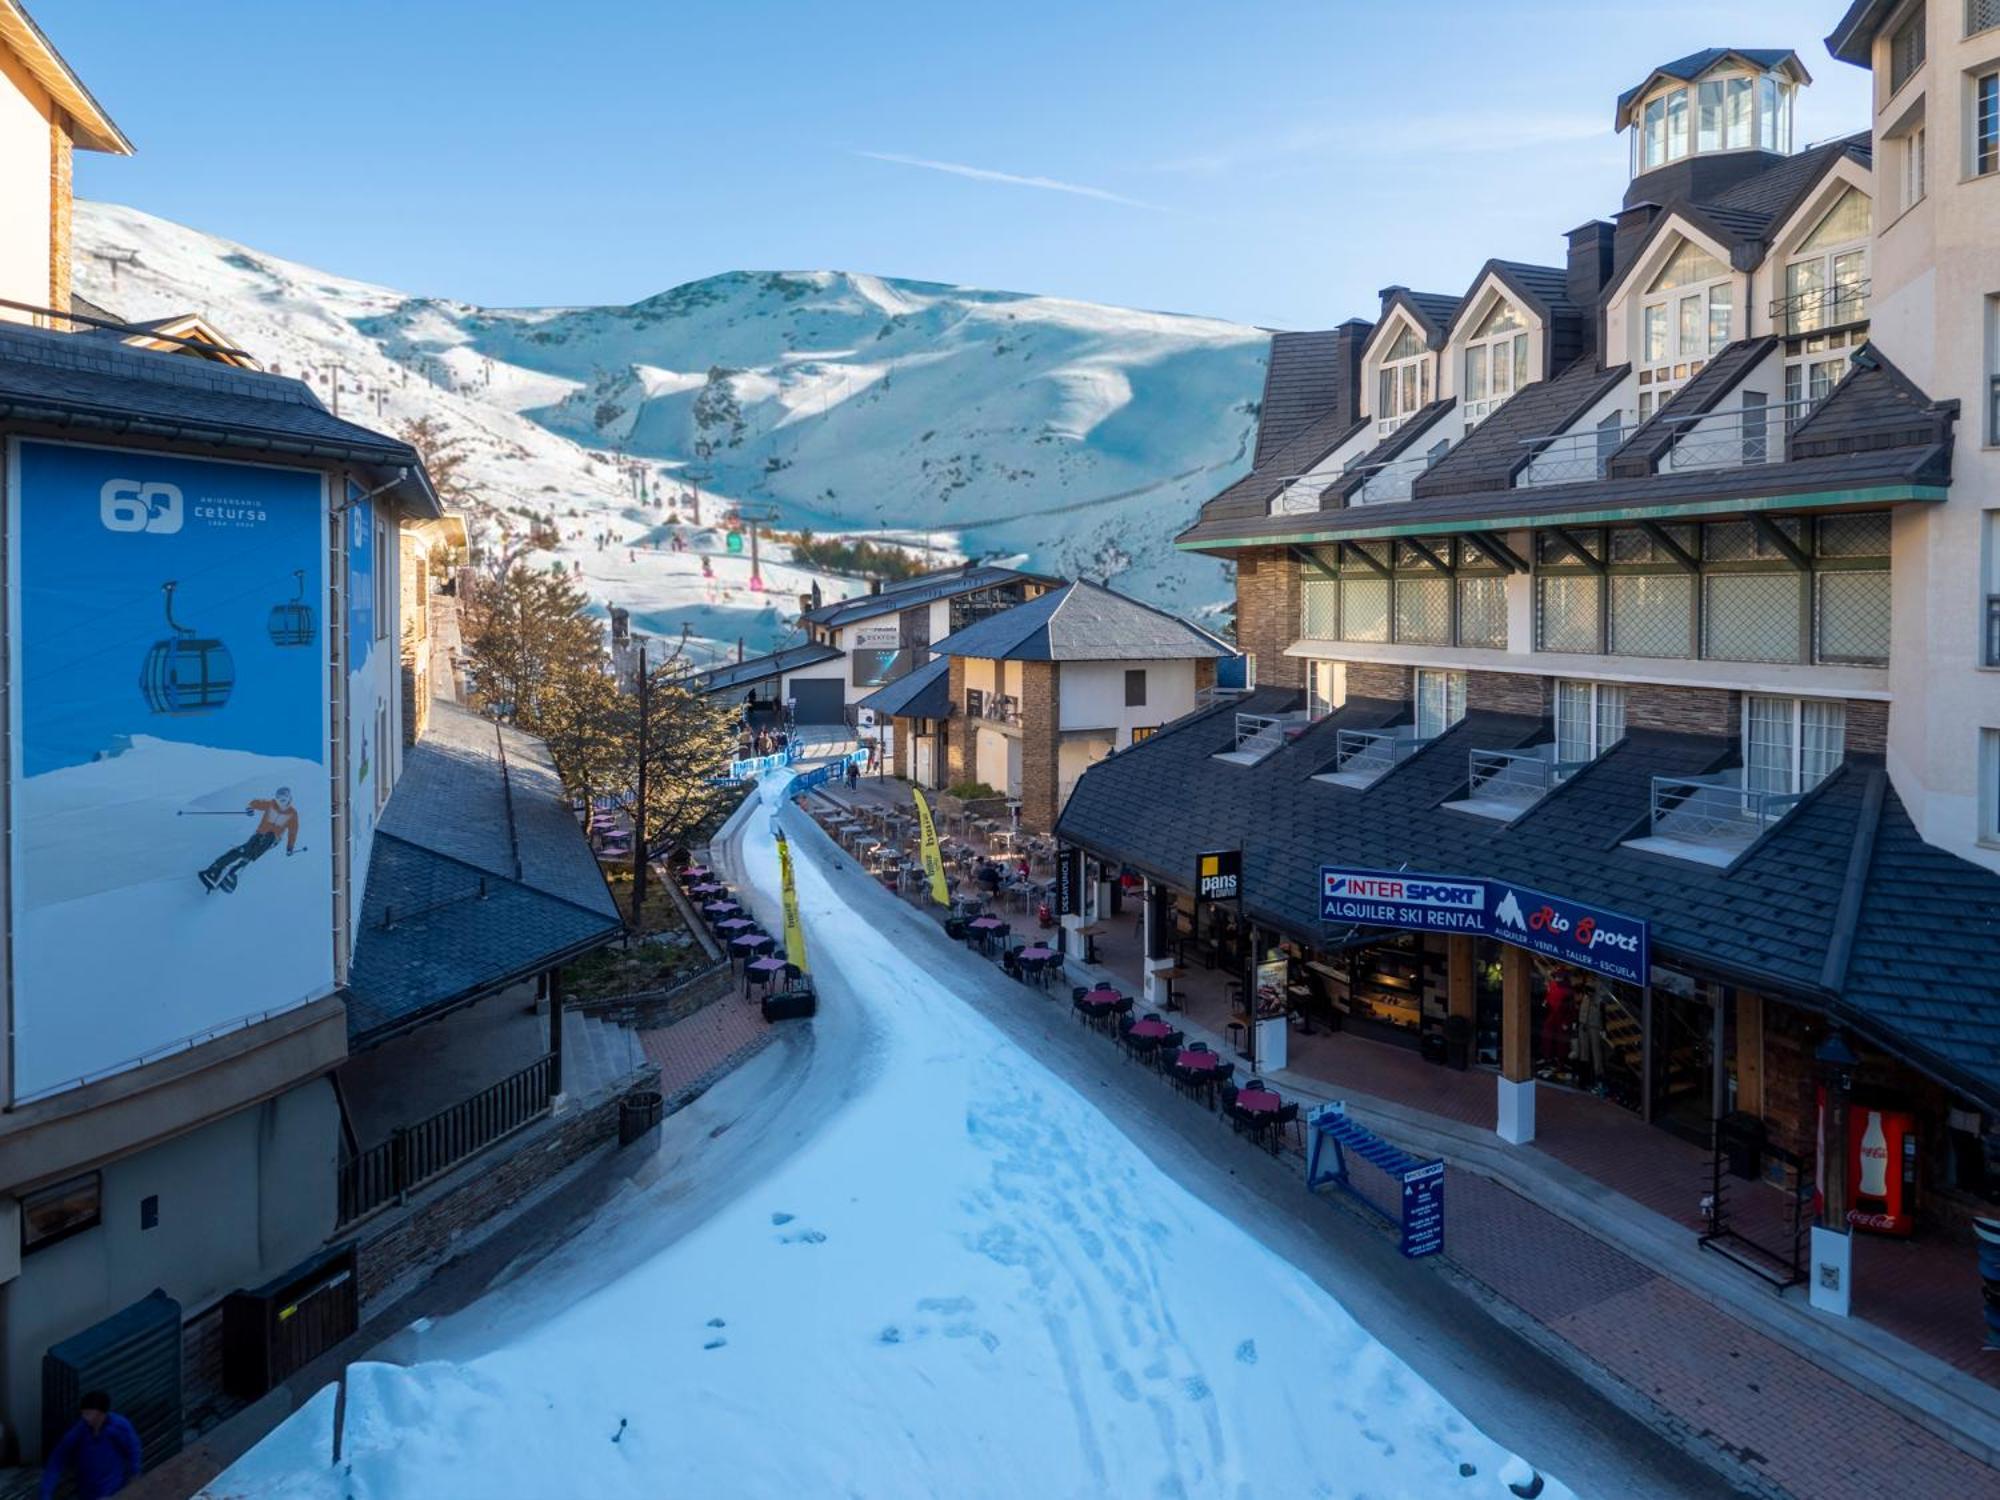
top-left (140, 580), bottom-right (235, 715)
top-left (266, 568), bottom-right (316, 647)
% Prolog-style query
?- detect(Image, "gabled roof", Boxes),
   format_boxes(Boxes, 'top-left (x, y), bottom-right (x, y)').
top-left (1788, 345), bottom-right (1957, 457)
top-left (693, 640), bottom-right (842, 693)
top-left (930, 579), bottom-right (1232, 663)
top-left (1449, 260), bottom-right (1578, 338)
top-left (799, 564), bottom-right (1057, 629)
top-left (1373, 288), bottom-right (1461, 351)
top-left (347, 700), bottom-right (623, 1048)
top-left (1255, 326), bottom-right (1365, 466)
top-left (1412, 358), bottom-right (1630, 500)
top-left (856, 652), bottom-right (950, 719)
top-left (0, 1), bottom-right (131, 153)
top-left (1056, 698), bottom-right (2000, 1108)
top-left (0, 320), bottom-right (438, 515)
top-left (1614, 48), bottom-right (1808, 130)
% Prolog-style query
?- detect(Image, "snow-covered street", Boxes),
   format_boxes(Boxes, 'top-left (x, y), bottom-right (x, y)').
top-left (214, 772), bottom-right (1581, 1499)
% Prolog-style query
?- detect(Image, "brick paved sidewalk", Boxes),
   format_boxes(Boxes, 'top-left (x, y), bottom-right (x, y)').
top-left (640, 986), bottom-right (775, 1101)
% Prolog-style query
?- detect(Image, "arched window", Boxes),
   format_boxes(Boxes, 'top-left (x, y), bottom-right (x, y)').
top-left (1461, 300), bottom-right (1529, 427)
top-left (1638, 240), bottom-right (1732, 420)
top-left (1375, 323), bottom-right (1430, 435)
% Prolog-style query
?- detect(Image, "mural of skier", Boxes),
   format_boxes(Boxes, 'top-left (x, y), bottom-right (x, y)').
top-left (197, 788), bottom-right (302, 893)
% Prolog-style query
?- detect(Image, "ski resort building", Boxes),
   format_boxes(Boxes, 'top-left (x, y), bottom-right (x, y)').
top-left (694, 563), bottom-right (1055, 731)
top-left (1060, 19), bottom-right (2000, 1321)
top-left (0, 6), bottom-right (632, 1475)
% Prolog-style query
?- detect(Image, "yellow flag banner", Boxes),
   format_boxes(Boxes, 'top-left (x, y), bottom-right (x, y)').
top-left (912, 787), bottom-right (950, 907)
top-left (777, 833), bottom-right (810, 973)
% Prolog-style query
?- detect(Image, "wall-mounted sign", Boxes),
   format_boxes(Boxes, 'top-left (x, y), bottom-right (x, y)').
top-left (1318, 864), bottom-right (1649, 986)
top-left (1056, 848), bottom-right (1083, 916)
top-left (1197, 849), bottom-right (1241, 903)
top-left (852, 622), bottom-right (899, 651)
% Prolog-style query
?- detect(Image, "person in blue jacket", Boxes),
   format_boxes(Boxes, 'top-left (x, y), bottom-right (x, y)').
top-left (40, 1390), bottom-right (142, 1499)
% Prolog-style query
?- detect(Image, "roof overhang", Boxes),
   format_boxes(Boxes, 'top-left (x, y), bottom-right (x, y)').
top-left (0, 1), bottom-right (132, 153)
top-left (1826, 1), bottom-right (1893, 66)
top-left (1176, 482), bottom-right (1948, 552)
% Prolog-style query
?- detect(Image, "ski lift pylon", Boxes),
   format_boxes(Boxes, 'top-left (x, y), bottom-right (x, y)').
top-left (267, 568), bottom-right (316, 647)
top-left (140, 581), bottom-right (234, 715)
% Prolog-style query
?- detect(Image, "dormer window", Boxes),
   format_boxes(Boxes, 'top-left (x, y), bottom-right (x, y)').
top-left (1376, 325), bottom-right (1431, 435)
top-left (1639, 240), bottom-right (1732, 420)
top-left (1462, 301), bottom-right (1529, 428)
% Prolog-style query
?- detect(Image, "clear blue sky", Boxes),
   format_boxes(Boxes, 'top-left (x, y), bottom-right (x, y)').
top-left (50, 0), bottom-right (1872, 330)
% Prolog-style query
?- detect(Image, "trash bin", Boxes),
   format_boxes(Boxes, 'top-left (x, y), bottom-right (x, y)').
top-left (1419, 1028), bottom-right (1448, 1065)
top-left (1443, 1015), bottom-right (1472, 1071)
top-left (618, 1089), bottom-right (664, 1147)
top-left (1718, 1110), bottom-right (1766, 1181)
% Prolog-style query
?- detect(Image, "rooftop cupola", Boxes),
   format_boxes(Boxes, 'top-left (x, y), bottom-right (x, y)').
top-left (1615, 48), bottom-right (1811, 206)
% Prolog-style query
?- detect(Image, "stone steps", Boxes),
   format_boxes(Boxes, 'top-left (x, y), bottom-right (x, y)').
top-left (561, 1006), bottom-right (645, 1101)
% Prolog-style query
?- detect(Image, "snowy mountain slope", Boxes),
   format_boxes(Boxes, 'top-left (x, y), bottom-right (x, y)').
top-left (75, 203), bottom-right (1266, 665)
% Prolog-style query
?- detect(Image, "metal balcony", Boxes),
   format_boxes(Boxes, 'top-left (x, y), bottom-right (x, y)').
top-left (1224, 711), bottom-right (1308, 761)
top-left (1346, 452), bottom-right (1438, 506)
top-left (1515, 423), bottom-right (1637, 488)
top-left (1661, 398), bottom-right (1816, 472)
top-left (1640, 770), bottom-right (1805, 862)
top-left (1317, 727), bottom-right (1430, 786)
top-left (1458, 746), bottom-right (1586, 818)
top-left (1768, 279), bottom-right (1870, 337)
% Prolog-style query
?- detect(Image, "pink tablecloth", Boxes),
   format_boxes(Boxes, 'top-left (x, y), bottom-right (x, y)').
top-left (1128, 1019), bottom-right (1172, 1040)
top-left (747, 957), bottom-right (789, 974)
top-left (970, 917), bottom-right (1003, 930)
top-left (1019, 946), bottom-right (1055, 961)
top-left (1175, 1050), bottom-right (1222, 1072)
top-left (1235, 1088), bottom-right (1282, 1114)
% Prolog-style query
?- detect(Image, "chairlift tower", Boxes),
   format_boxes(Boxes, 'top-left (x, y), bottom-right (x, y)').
top-left (733, 503), bottom-right (781, 591)
top-left (89, 247), bottom-right (140, 288)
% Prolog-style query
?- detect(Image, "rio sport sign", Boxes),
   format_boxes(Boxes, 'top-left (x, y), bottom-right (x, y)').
top-left (1319, 865), bottom-right (1649, 986)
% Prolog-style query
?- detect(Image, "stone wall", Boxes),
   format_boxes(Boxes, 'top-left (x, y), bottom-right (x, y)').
top-left (1624, 683), bottom-right (1736, 737)
top-left (1467, 670), bottom-right (1547, 717)
top-left (946, 657), bottom-right (970, 785)
top-left (1845, 697), bottom-right (1888, 755)
top-left (48, 117), bottom-right (71, 310)
top-left (1344, 662), bottom-right (1406, 702)
top-left (1018, 661), bottom-right (1060, 831)
top-left (1233, 550), bottom-right (1302, 689)
top-left (570, 961), bottom-right (732, 1027)
top-left (353, 1065), bottom-right (658, 1307)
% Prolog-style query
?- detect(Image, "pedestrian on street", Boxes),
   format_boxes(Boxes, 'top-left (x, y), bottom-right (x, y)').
top-left (40, 1391), bottom-right (142, 1499)
top-left (846, 760), bottom-right (859, 791)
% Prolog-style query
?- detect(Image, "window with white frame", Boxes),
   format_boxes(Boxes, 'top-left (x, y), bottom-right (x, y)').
top-left (1639, 240), bottom-right (1732, 420)
top-left (1633, 70), bottom-right (1793, 173)
top-left (1895, 123), bottom-right (1926, 214)
top-left (1555, 680), bottom-right (1627, 765)
top-left (1781, 190), bottom-right (1871, 337)
top-left (1981, 728), bottom-right (2000, 844)
top-left (1462, 300), bottom-right (1530, 428)
top-left (1744, 696), bottom-right (1845, 795)
top-left (1414, 668), bottom-right (1466, 740)
top-left (1978, 70), bottom-right (2000, 177)
top-left (1307, 659), bottom-right (1345, 720)
top-left (1375, 324), bottom-right (1431, 434)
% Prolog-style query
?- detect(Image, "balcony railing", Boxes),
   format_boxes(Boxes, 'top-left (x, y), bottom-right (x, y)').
top-left (1346, 452), bottom-right (1438, 506)
top-left (1230, 711), bottom-right (1308, 759)
top-left (1269, 474), bottom-right (1327, 516)
top-left (1329, 727), bottom-right (1430, 781)
top-left (1987, 594), bottom-right (2000, 669)
top-left (1465, 746), bottom-right (1586, 810)
top-left (1768, 279), bottom-right (1870, 337)
top-left (1515, 423), bottom-right (1637, 487)
top-left (338, 1053), bottom-right (556, 1225)
top-left (1194, 683), bottom-right (1250, 713)
top-left (1661, 398), bottom-right (1816, 472)
top-left (1646, 770), bottom-right (1806, 855)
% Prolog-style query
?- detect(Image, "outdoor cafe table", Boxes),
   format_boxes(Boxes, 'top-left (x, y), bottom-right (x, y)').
top-left (731, 932), bottom-right (775, 955)
top-left (1175, 1049), bottom-right (1224, 1073)
top-left (1019, 944), bottom-right (1055, 962)
top-left (715, 917), bottom-right (754, 933)
top-left (1128, 1018), bottom-right (1173, 1042)
top-left (1082, 986), bottom-right (1120, 1005)
top-left (745, 955), bottom-right (789, 993)
top-left (679, 865), bottom-right (711, 883)
top-left (702, 900), bottom-right (740, 917)
top-left (1234, 1087), bottom-right (1283, 1116)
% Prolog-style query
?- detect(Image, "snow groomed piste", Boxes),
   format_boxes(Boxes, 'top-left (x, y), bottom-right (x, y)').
top-left (207, 761), bottom-right (1568, 1499)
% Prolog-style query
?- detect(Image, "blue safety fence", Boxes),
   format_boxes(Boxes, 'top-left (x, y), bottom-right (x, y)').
top-left (785, 746), bottom-right (870, 797)
top-left (714, 740), bottom-right (804, 785)
top-left (1305, 1102), bottom-right (1444, 1259)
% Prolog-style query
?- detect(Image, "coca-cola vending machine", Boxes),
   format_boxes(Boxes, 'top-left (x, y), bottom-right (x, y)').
top-left (1847, 1105), bottom-right (1918, 1237)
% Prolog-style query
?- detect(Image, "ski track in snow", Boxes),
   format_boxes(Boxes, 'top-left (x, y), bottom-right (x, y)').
top-left (208, 774), bottom-right (1571, 1499)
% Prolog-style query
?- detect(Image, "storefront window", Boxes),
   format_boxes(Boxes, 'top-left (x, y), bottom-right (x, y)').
top-left (1530, 959), bottom-right (1643, 1110)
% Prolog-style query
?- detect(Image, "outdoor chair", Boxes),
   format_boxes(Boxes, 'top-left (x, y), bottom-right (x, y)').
top-left (1272, 1102), bottom-right (1302, 1154)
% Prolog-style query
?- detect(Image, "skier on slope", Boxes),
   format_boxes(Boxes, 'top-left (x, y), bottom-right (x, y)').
top-left (199, 788), bottom-right (301, 893)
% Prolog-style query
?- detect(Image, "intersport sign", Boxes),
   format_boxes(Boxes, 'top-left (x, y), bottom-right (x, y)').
top-left (1319, 865), bottom-right (1649, 985)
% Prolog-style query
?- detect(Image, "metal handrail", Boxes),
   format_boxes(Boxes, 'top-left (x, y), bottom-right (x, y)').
top-left (1233, 712), bottom-right (1296, 757)
top-left (1333, 727), bottom-right (1428, 779)
top-left (1661, 397), bottom-right (1817, 471)
top-left (1515, 424), bottom-right (1639, 487)
top-left (1648, 771), bottom-right (1806, 845)
top-left (1767, 278), bottom-right (1870, 336)
top-left (1466, 746), bottom-right (1587, 802)
top-left (1270, 475), bottom-right (1328, 516)
top-left (1347, 451), bottom-right (1440, 506)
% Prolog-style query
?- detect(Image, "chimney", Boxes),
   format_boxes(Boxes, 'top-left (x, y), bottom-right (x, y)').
top-left (1565, 221), bottom-right (1617, 357)
top-left (869, 577), bottom-right (883, 595)
top-left (1612, 201), bottom-right (1663, 291)
top-left (1332, 317), bottom-right (1373, 428)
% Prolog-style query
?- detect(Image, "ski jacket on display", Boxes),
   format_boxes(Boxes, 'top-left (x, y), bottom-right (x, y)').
top-left (248, 799), bottom-right (300, 851)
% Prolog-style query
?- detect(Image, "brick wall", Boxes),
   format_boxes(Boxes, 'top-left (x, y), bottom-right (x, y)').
top-left (1467, 670), bottom-right (1547, 716)
top-left (1344, 662), bottom-right (1406, 701)
top-left (1759, 1000), bottom-right (1819, 1161)
top-left (1193, 657), bottom-right (1217, 693)
top-left (1845, 698), bottom-right (1887, 755)
top-left (354, 1065), bottom-right (658, 1307)
top-left (891, 717), bottom-right (911, 779)
top-left (1624, 683), bottom-right (1735, 737)
top-left (48, 116), bottom-right (72, 310)
top-left (1233, 549), bottom-right (1302, 688)
top-left (1018, 660), bottom-right (1059, 831)
top-left (946, 657), bottom-right (970, 786)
